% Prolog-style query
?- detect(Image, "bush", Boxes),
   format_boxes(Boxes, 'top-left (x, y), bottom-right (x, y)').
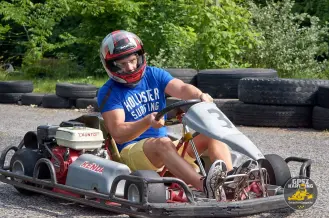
top-left (23, 58), bottom-right (86, 79)
top-left (137, 0), bottom-right (259, 70)
top-left (244, 0), bottom-right (329, 79)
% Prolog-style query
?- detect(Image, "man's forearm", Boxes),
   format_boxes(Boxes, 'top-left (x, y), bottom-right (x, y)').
top-left (180, 84), bottom-right (203, 100)
top-left (111, 117), bottom-right (151, 144)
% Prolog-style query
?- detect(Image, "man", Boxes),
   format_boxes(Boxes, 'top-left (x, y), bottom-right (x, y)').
top-left (97, 30), bottom-right (239, 200)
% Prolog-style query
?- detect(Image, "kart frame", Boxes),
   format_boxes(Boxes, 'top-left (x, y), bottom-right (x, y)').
top-left (0, 142), bottom-right (312, 218)
top-left (0, 100), bottom-right (313, 217)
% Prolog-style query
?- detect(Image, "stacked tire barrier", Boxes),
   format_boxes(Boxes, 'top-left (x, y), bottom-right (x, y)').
top-left (42, 83), bottom-right (99, 111)
top-left (0, 81), bottom-right (33, 104)
top-left (166, 68), bottom-right (279, 123)
top-left (164, 68), bottom-right (329, 130)
top-left (196, 68), bottom-right (278, 98)
top-left (0, 81), bottom-right (99, 111)
top-left (236, 78), bottom-right (329, 128)
top-left (1, 68), bottom-right (329, 130)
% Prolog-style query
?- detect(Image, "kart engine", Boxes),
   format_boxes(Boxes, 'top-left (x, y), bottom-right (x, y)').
top-left (37, 121), bottom-right (107, 184)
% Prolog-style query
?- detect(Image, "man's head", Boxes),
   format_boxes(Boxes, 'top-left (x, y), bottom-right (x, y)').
top-left (100, 30), bottom-right (146, 86)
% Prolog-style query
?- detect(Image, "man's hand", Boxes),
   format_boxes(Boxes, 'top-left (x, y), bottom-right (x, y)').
top-left (147, 112), bottom-right (165, 129)
top-left (200, 93), bottom-right (213, 102)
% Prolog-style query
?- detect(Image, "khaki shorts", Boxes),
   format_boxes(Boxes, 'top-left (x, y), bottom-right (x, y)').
top-left (120, 138), bottom-right (198, 172)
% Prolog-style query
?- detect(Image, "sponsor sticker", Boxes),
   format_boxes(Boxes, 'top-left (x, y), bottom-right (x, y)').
top-left (284, 176), bottom-right (317, 210)
top-left (80, 161), bottom-right (104, 174)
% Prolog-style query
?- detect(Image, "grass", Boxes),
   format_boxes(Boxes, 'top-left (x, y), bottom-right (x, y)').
top-left (0, 70), bottom-right (108, 93)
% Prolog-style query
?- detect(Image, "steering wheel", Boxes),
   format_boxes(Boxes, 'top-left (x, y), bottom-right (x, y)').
top-left (155, 99), bottom-right (201, 125)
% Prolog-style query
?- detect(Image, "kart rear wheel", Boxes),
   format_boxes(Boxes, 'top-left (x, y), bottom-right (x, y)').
top-left (9, 148), bottom-right (46, 195)
top-left (261, 154), bottom-right (291, 187)
top-left (124, 170), bottom-right (166, 213)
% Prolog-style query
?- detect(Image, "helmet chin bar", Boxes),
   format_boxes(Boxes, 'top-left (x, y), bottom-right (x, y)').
top-left (123, 81), bottom-right (141, 88)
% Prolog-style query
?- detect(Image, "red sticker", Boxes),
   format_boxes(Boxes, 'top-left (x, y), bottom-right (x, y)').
top-left (80, 161), bottom-right (104, 173)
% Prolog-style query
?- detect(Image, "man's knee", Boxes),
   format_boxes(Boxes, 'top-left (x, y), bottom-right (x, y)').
top-left (149, 137), bottom-right (176, 156)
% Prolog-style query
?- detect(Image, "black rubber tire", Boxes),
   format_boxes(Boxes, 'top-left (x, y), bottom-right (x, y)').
top-left (164, 68), bottom-right (198, 86)
top-left (76, 97), bottom-right (99, 112)
top-left (317, 85), bottom-right (329, 108)
top-left (238, 78), bottom-right (329, 106)
top-left (312, 106), bottom-right (329, 130)
top-left (197, 68), bottom-right (278, 99)
top-left (0, 93), bottom-right (23, 104)
top-left (21, 93), bottom-right (45, 106)
top-left (261, 154), bottom-right (291, 188)
top-left (124, 170), bottom-right (166, 209)
top-left (234, 103), bottom-right (313, 127)
top-left (23, 131), bottom-right (39, 149)
top-left (56, 83), bottom-right (98, 99)
top-left (0, 81), bottom-right (33, 93)
top-left (9, 148), bottom-right (44, 195)
top-left (42, 94), bottom-right (73, 108)
top-left (213, 99), bottom-right (241, 123)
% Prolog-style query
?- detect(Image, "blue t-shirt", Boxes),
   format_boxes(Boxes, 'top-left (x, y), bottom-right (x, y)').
top-left (97, 66), bottom-right (174, 152)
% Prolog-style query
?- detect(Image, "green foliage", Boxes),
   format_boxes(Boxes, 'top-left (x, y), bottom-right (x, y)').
top-left (50, 0), bottom-right (142, 74)
top-left (0, 24), bottom-right (11, 40)
top-left (1, 0), bottom-right (328, 80)
top-left (0, 0), bottom-right (259, 74)
top-left (292, 0), bottom-right (329, 24)
top-left (23, 58), bottom-right (86, 79)
top-left (0, 0), bottom-right (71, 65)
top-left (139, 0), bottom-right (259, 69)
top-left (244, 0), bottom-right (329, 78)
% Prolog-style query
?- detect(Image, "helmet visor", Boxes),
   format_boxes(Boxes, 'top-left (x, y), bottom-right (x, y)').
top-left (113, 54), bottom-right (139, 72)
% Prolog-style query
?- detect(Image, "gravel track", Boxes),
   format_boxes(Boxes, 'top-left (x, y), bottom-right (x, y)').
top-left (0, 104), bottom-right (328, 218)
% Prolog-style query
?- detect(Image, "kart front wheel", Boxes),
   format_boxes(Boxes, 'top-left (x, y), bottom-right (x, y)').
top-left (124, 170), bottom-right (166, 212)
top-left (261, 154), bottom-right (291, 187)
top-left (9, 148), bottom-right (47, 195)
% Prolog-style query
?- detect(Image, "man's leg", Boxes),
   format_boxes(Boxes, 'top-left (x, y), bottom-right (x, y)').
top-left (184, 134), bottom-right (233, 171)
top-left (123, 136), bottom-right (228, 199)
top-left (143, 137), bottom-right (205, 190)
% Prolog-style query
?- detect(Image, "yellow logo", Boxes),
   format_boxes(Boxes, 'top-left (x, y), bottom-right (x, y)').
top-left (284, 176), bottom-right (317, 210)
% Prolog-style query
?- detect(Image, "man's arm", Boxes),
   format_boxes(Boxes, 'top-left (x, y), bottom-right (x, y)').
top-left (102, 109), bottom-right (164, 144)
top-left (102, 109), bottom-right (151, 144)
top-left (165, 78), bottom-right (203, 100)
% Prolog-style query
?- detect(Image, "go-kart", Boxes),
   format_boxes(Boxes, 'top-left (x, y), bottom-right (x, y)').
top-left (0, 99), bottom-right (312, 217)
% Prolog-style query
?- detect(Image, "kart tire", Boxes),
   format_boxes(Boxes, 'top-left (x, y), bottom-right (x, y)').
top-left (9, 148), bottom-right (45, 195)
top-left (124, 170), bottom-right (166, 213)
top-left (261, 154), bottom-right (291, 187)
